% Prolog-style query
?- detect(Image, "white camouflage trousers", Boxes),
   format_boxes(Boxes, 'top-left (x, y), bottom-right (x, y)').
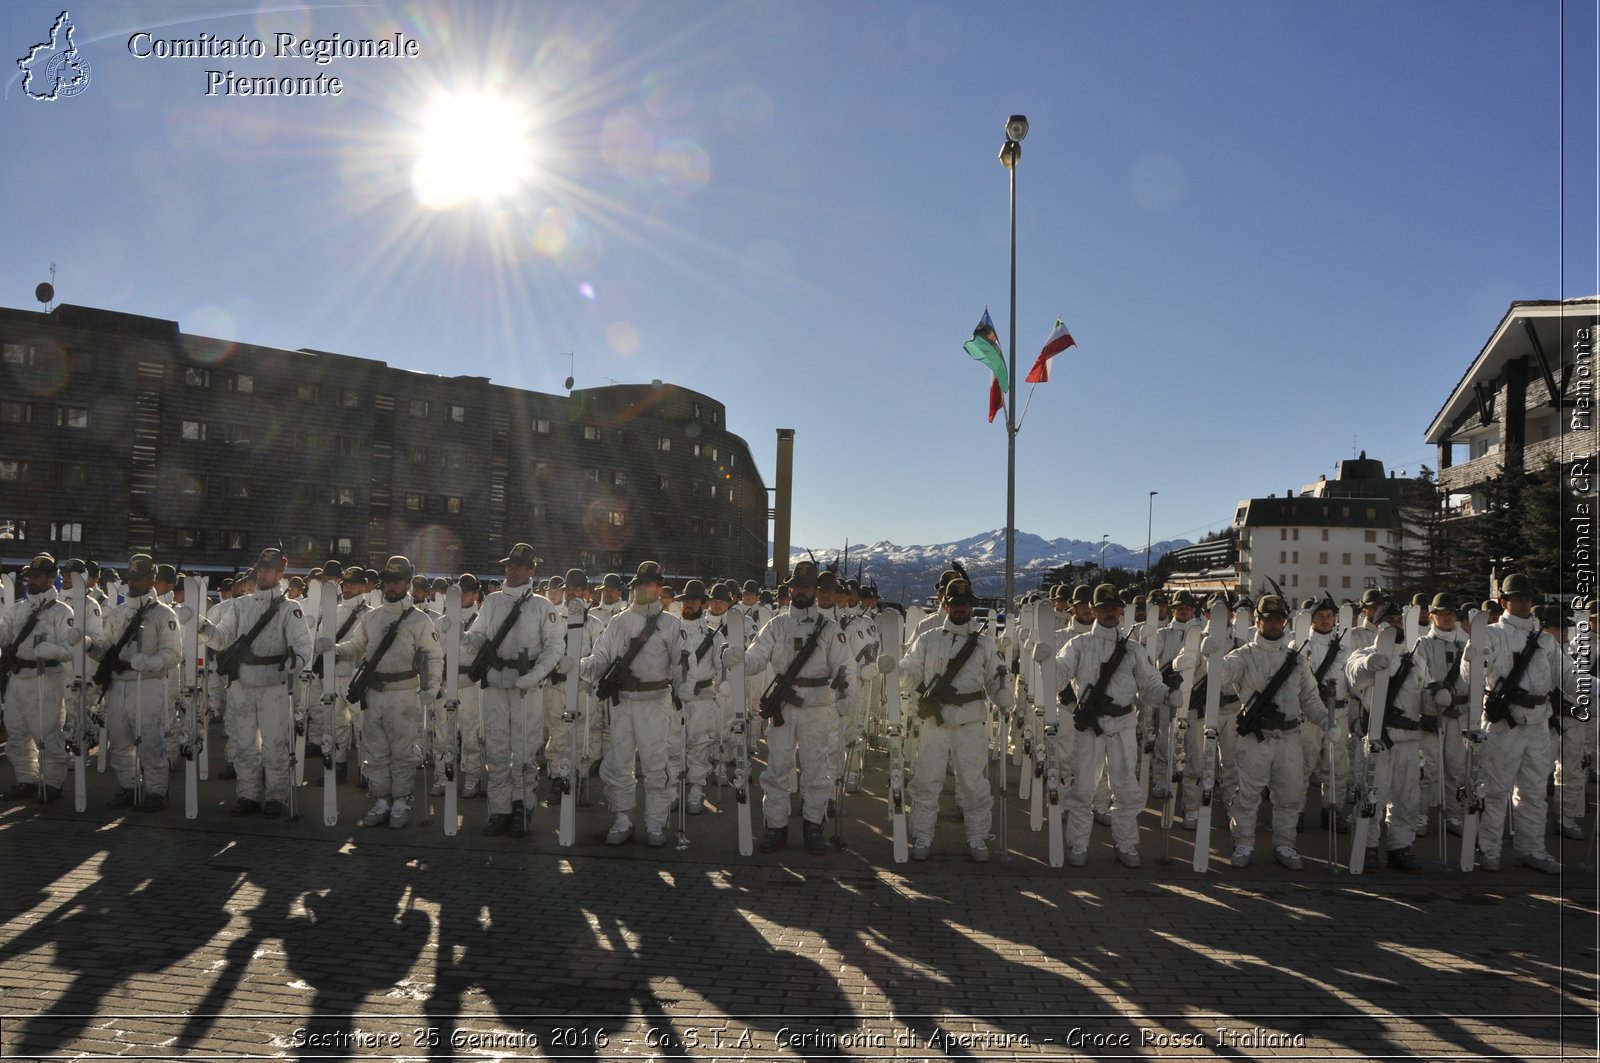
top-left (225, 681), bottom-right (292, 803)
top-left (4, 672), bottom-right (67, 788)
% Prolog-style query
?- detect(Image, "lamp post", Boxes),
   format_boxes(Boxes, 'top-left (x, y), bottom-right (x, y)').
top-left (1100, 534), bottom-right (1109, 579)
top-left (1146, 490), bottom-right (1158, 586)
top-left (999, 114), bottom-right (1027, 626)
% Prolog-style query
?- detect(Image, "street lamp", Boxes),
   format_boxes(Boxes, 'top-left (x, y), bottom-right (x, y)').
top-left (999, 114), bottom-right (1027, 628)
top-left (1100, 534), bottom-right (1109, 578)
top-left (1146, 490), bottom-right (1159, 586)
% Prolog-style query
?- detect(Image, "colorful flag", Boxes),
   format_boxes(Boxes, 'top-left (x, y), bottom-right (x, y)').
top-left (963, 308), bottom-right (1008, 422)
top-left (1025, 318), bottom-right (1075, 383)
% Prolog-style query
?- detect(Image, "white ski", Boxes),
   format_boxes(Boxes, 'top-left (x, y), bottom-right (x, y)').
top-left (727, 608), bottom-right (753, 856)
top-left (1041, 644), bottom-right (1064, 867)
top-left (1404, 604), bottom-right (1423, 650)
top-left (96, 577), bottom-right (116, 774)
top-left (181, 575), bottom-right (205, 819)
top-left (1165, 626), bottom-right (1204, 832)
top-left (436, 584), bottom-right (460, 836)
top-left (68, 578), bottom-right (89, 812)
top-left (1028, 600), bottom-right (1050, 832)
top-left (1459, 613), bottom-right (1491, 870)
top-left (1193, 600), bottom-right (1229, 873)
top-left (558, 597), bottom-right (586, 847)
top-left (1349, 625), bottom-right (1401, 874)
top-left (877, 607), bottom-right (906, 862)
top-left (318, 578), bottom-right (340, 827)
top-left (292, 585), bottom-right (312, 791)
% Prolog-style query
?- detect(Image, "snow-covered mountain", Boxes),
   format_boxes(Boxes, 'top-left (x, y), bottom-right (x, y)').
top-left (783, 530), bottom-right (1191, 602)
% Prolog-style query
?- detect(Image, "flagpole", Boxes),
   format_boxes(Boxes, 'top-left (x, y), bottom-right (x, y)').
top-left (1000, 116), bottom-right (1027, 628)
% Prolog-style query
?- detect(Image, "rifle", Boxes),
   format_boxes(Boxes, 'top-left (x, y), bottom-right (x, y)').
top-left (213, 595), bottom-right (287, 683)
top-left (913, 631), bottom-right (981, 724)
top-left (346, 606), bottom-right (415, 704)
top-left (758, 617), bottom-right (829, 727)
top-left (93, 600), bottom-right (154, 696)
top-left (313, 599), bottom-right (365, 678)
top-left (1236, 646), bottom-right (1305, 742)
top-left (466, 591), bottom-right (530, 686)
top-left (596, 612), bottom-right (662, 706)
top-left (0, 599), bottom-right (49, 702)
top-left (1484, 627), bottom-right (1543, 727)
top-left (1376, 650), bottom-right (1418, 748)
top-left (1072, 631), bottom-right (1133, 735)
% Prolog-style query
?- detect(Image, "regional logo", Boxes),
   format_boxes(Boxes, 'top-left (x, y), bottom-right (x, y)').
top-left (17, 11), bottom-right (92, 101)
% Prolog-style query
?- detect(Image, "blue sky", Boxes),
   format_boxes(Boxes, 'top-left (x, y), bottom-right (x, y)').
top-left (3, 1), bottom-right (1594, 559)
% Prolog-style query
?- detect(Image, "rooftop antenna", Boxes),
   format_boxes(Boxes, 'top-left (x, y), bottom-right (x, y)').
top-left (605, 377), bottom-right (620, 385)
top-left (35, 263), bottom-right (55, 310)
top-left (562, 352), bottom-right (575, 391)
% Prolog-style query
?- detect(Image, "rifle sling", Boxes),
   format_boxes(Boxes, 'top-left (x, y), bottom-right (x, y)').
top-left (358, 607), bottom-right (416, 680)
top-left (224, 595), bottom-right (287, 668)
top-left (923, 631), bottom-right (982, 705)
top-left (767, 617), bottom-right (830, 707)
top-left (611, 611), bottom-right (663, 686)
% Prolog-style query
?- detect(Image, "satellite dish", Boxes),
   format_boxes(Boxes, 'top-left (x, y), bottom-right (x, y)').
top-left (35, 282), bottom-right (54, 305)
top-left (563, 376), bottom-right (574, 390)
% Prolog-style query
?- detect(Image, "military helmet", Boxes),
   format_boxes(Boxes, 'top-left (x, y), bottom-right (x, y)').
top-left (1498, 573), bottom-right (1534, 599)
top-left (1091, 583), bottom-right (1124, 608)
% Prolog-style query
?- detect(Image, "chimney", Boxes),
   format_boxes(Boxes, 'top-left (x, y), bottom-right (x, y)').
top-left (773, 429), bottom-right (795, 583)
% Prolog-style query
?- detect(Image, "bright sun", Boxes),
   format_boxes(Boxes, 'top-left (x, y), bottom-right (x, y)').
top-left (411, 89), bottom-right (538, 210)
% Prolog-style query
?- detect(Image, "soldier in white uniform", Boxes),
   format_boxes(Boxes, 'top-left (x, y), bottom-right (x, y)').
top-left (325, 555), bottom-right (442, 828)
top-left (1051, 584), bottom-right (1178, 868)
top-left (448, 573), bottom-right (486, 798)
top-left (1346, 601), bottom-right (1433, 872)
top-left (673, 580), bottom-right (726, 816)
top-left (1200, 595), bottom-right (1332, 870)
top-left (1147, 589), bottom-right (1203, 799)
top-left (1536, 606), bottom-right (1588, 843)
top-left (543, 569), bottom-right (604, 805)
top-left (742, 559), bottom-right (853, 855)
top-left (94, 555), bottom-right (182, 812)
top-left (1461, 574), bottom-right (1579, 873)
top-left (318, 565), bottom-right (370, 785)
top-left (0, 554), bottom-right (81, 802)
top-left (1413, 593), bottom-right (1468, 837)
top-left (583, 561), bottom-right (684, 847)
top-left (1300, 597), bottom-right (1354, 833)
top-left (462, 543), bottom-right (563, 837)
top-left (899, 577), bottom-right (1011, 861)
top-left (199, 549), bottom-right (314, 818)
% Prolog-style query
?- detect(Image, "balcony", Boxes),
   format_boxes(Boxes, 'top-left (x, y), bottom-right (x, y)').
top-left (1440, 435), bottom-right (1583, 494)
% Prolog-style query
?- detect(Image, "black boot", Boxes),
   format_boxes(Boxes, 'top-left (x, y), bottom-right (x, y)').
top-left (4, 782), bottom-right (38, 800)
top-left (1387, 846), bottom-right (1421, 872)
top-left (104, 787), bottom-right (135, 810)
top-left (803, 819), bottom-right (828, 855)
top-left (758, 824), bottom-right (788, 853)
top-left (335, 761), bottom-right (349, 784)
top-left (508, 800), bottom-right (527, 837)
top-left (218, 762), bottom-right (237, 780)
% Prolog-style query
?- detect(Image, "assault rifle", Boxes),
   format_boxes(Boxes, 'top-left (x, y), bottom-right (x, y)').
top-left (597, 612), bottom-right (661, 706)
top-left (1236, 647), bottom-right (1304, 742)
top-left (758, 617), bottom-right (828, 728)
top-left (913, 631), bottom-right (981, 724)
top-left (1484, 627), bottom-right (1543, 727)
top-left (0, 600), bottom-right (48, 703)
top-left (93, 601), bottom-right (154, 696)
top-left (1070, 631), bottom-right (1133, 736)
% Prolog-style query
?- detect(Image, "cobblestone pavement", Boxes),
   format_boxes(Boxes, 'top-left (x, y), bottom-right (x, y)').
top-left (1, 733), bottom-right (1595, 1061)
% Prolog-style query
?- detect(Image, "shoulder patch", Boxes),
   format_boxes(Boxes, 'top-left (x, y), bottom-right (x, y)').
top-left (291, 607), bottom-right (303, 620)
top-left (838, 633), bottom-right (847, 644)
top-left (169, 619), bottom-right (177, 631)
top-left (547, 613), bottom-right (557, 622)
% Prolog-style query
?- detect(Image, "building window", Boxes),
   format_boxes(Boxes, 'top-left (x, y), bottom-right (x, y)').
top-left (224, 530), bottom-right (247, 551)
top-left (57, 406), bottom-right (89, 429)
top-left (612, 470), bottom-right (626, 485)
top-left (728, 451), bottom-right (735, 467)
top-left (711, 447), bottom-right (719, 462)
top-left (689, 517), bottom-right (703, 534)
top-left (173, 528), bottom-right (205, 549)
top-left (445, 496), bottom-right (463, 514)
top-left (178, 472), bottom-right (206, 496)
top-left (336, 536), bottom-right (354, 555)
top-left (692, 402), bottom-right (703, 419)
top-left (1292, 551), bottom-right (1298, 563)
top-left (0, 517), bottom-right (26, 539)
top-left (533, 418), bottom-right (551, 435)
top-left (1364, 553), bottom-right (1378, 566)
top-left (1319, 552), bottom-right (1328, 565)
top-left (607, 551), bottom-right (624, 568)
top-left (405, 493), bottom-right (425, 512)
top-left (0, 460), bottom-right (27, 481)
top-left (335, 435), bottom-right (358, 457)
top-left (727, 489), bottom-right (734, 504)
top-left (184, 367), bottom-right (211, 388)
top-left (340, 388), bottom-right (362, 410)
top-left (3, 343), bottom-right (34, 365)
top-left (1279, 528), bottom-right (1286, 541)
top-left (583, 425), bottom-right (601, 441)
top-left (229, 372), bottom-right (254, 393)
top-left (1291, 528), bottom-right (1299, 540)
top-left (181, 419), bottom-right (207, 441)
top-left (529, 502), bottom-right (548, 520)
top-left (443, 446), bottom-right (467, 470)
top-left (534, 462), bottom-right (550, 479)
top-left (585, 467), bottom-right (600, 482)
top-left (1321, 529), bottom-right (1328, 541)
top-left (579, 549), bottom-right (598, 569)
top-left (1279, 551), bottom-right (1286, 564)
top-left (692, 443), bottom-right (703, 457)
top-left (1364, 530), bottom-right (1378, 543)
top-left (408, 445), bottom-right (430, 466)
top-left (654, 512), bottom-right (670, 532)
top-left (228, 478), bottom-right (250, 499)
top-left (1363, 576), bottom-right (1378, 589)
top-left (656, 436), bottom-right (671, 452)
top-left (296, 383), bottom-right (320, 403)
top-left (1, 401), bottom-right (32, 425)
top-left (334, 486), bottom-right (357, 507)
top-left (54, 521), bottom-right (83, 543)
top-left (706, 521), bottom-right (716, 536)
top-left (1342, 553), bottom-right (1352, 566)
top-left (59, 464), bottom-right (89, 488)
top-left (449, 404), bottom-right (465, 423)
top-left (692, 480), bottom-right (705, 498)
top-left (658, 476), bottom-right (670, 492)
top-left (709, 484), bottom-right (719, 500)
top-left (409, 399), bottom-right (430, 419)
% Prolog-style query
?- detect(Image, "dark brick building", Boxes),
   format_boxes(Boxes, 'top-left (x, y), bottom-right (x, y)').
top-left (0, 303), bottom-right (768, 581)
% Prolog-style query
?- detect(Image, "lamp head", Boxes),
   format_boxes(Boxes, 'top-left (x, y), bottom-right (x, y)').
top-left (999, 140), bottom-right (1021, 169)
top-left (1005, 115), bottom-right (1029, 142)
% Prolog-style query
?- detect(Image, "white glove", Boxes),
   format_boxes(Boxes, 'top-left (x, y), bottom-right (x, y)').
top-left (877, 653), bottom-right (896, 675)
top-left (1321, 718), bottom-right (1339, 738)
top-left (64, 625), bottom-right (84, 646)
top-left (1200, 635), bottom-right (1223, 657)
top-left (514, 670), bottom-right (540, 690)
top-left (419, 687), bottom-right (438, 702)
top-left (31, 641), bottom-right (68, 661)
top-left (175, 605), bottom-right (194, 625)
top-left (1033, 642), bottom-right (1053, 663)
top-left (1369, 654), bottom-right (1393, 673)
top-left (1432, 687), bottom-right (1453, 709)
top-left (1166, 688), bottom-right (1184, 710)
top-left (314, 637), bottom-right (333, 657)
top-left (127, 653), bottom-right (152, 672)
top-left (718, 680), bottom-right (732, 699)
